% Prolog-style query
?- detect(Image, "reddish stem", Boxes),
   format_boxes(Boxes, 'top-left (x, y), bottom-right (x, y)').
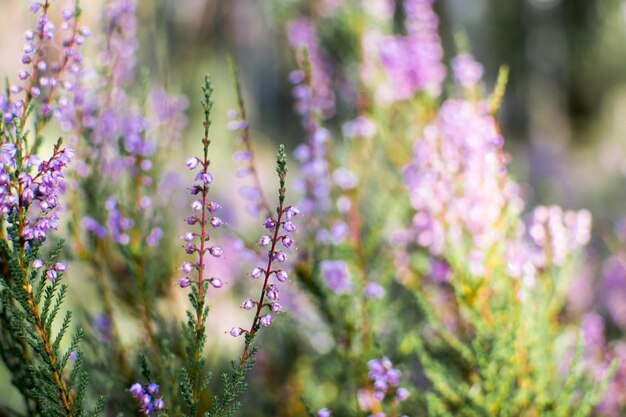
top-left (195, 164), bottom-right (210, 332)
top-left (239, 204), bottom-right (284, 367)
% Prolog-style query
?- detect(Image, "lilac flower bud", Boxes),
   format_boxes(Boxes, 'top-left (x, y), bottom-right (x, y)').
top-left (129, 383), bottom-right (143, 398)
top-left (195, 171), bottom-right (213, 185)
top-left (233, 151), bottom-right (251, 161)
top-left (259, 314), bottom-right (273, 328)
top-left (230, 327), bottom-right (244, 337)
top-left (41, 104), bottom-right (51, 117)
top-left (251, 267), bottom-right (264, 279)
top-left (281, 235), bottom-right (294, 248)
top-left (396, 387), bottom-right (409, 401)
top-left (266, 285), bottom-right (279, 301)
top-left (180, 262), bottom-right (194, 273)
top-left (183, 232), bottom-right (195, 242)
top-left (272, 251), bottom-right (287, 263)
top-left (285, 206), bottom-right (301, 220)
top-left (185, 244), bottom-right (195, 254)
top-left (242, 299), bottom-right (255, 310)
top-left (62, 8), bottom-right (73, 21)
top-left (147, 383), bottom-right (159, 396)
top-left (37, 61), bottom-right (47, 72)
top-left (186, 157), bottom-right (200, 170)
top-left (364, 282), bottom-right (385, 299)
top-left (24, 30), bottom-right (34, 41)
top-left (227, 120), bottom-right (243, 131)
top-left (46, 270), bottom-right (58, 281)
top-left (317, 409), bottom-right (332, 417)
top-left (191, 201), bottom-right (203, 211)
top-left (207, 201), bottom-right (220, 212)
top-left (178, 277), bottom-right (191, 288)
top-left (258, 235), bottom-right (272, 246)
top-left (209, 277), bottom-right (223, 288)
top-left (288, 70), bottom-right (305, 84)
top-left (209, 246), bottom-right (223, 257)
top-left (186, 215), bottom-right (198, 225)
top-left (54, 262), bottom-right (67, 272)
top-left (271, 303), bottom-right (283, 313)
top-left (264, 218), bottom-right (277, 230)
top-left (30, 2), bottom-right (41, 13)
top-left (189, 185), bottom-right (201, 195)
top-left (236, 167), bottom-right (250, 178)
top-left (283, 221), bottom-right (297, 233)
top-left (18, 70), bottom-right (29, 80)
top-left (33, 259), bottom-right (44, 270)
top-left (275, 270), bottom-right (288, 282)
top-left (210, 217), bottom-right (223, 229)
top-left (10, 85), bottom-right (21, 94)
top-left (30, 87), bottom-right (40, 98)
top-left (154, 397), bottom-right (164, 410)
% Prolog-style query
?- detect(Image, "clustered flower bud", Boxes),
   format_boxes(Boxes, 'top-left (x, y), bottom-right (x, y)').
top-left (129, 382), bottom-right (164, 416)
top-left (366, 357), bottom-right (409, 407)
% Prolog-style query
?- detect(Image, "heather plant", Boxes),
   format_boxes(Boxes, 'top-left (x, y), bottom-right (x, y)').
top-left (0, 0), bottom-right (624, 417)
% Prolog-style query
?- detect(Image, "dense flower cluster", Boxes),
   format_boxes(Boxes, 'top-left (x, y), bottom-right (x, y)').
top-left (129, 382), bottom-right (164, 416)
top-left (58, 0), bottom-right (187, 247)
top-left (286, 18), bottom-right (335, 118)
top-left (0, 142), bottom-right (73, 241)
top-left (378, 0), bottom-right (446, 100)
top-left (1, 0), bottom-right (86, 129)
top-left (287, 19), bottom-right (336, 217)
top-left (403, 99), bottom-right (519, 274)
top-left (320, 259), bottom-right (352, 294)
top-left (357, 357), bottom-right (409, 416)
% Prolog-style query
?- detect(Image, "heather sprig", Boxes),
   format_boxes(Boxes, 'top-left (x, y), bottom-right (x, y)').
top-left (227, 58), bottom-right (271, 218)
top-left (178, 74), bottom-right (221, 416)
top-left (230, 145), bottom-right (299, 361)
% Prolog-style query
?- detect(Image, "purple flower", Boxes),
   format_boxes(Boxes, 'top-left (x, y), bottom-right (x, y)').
top-left (364, 282), bottom-right (385, 299)
top-left (46, 270), bottom-right (58, 281)
top-left (272, 251), bottom-right (287, 263)
top-left (186, 157), bottom-right (199, 170)
top-left (54, 262), bottom-right (67, 272)
top-left (285, 205), bottom-right (301, 219)
top-left (281, 235), bottom-right (294, 248)
top-left (320, 260), bottom-right (352, 294)
top-left (209, 277), bottom-right (223, 288)
top-left (178, 277), bottom-right (191, 288)
top-left (317, 409), bottom-right (332, 417)
top-left (209, 246), bottom-right (223, 257)
top-left (242, 299), bottom-right (255, 310)
top-left (263, 217), bottom-right (277, 230)
top-left (259, 314), bottom-right (273, 328)
top-left (230, 327), bottom-right (244, 337)
top-left (180, 262), bottom-right (194, 273)
top-left (283, 221), bottom-right (297, 233)
top-left (258, 235), bottom-right (272, 246)
top-left (452, 54), bottom-right (484, 87)
top-left (275, 270), bottom-right (288, 282)
top-left (146, 383), bottom-right (159, 396)
top-left (32, 259), bottom-right (44, 270)
top-left (129, 383), bottom-right (143, 398)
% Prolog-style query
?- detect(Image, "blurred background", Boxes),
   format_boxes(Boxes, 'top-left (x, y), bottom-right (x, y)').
top-left (1, 0), bottom-right (624, 219)
top-left (1, 0), bottom-right (626, 414)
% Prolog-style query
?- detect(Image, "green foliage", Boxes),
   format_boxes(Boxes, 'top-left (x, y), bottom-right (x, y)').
top-left (0, 239), bottom-right (94, 416)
